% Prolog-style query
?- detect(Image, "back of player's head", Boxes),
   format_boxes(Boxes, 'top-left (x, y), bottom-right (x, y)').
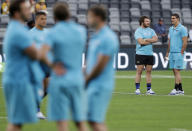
top-left (171, 13), bottom-right (180, 20)
top-left (9, 0), bottom-right (26, 18)
top-left (88, 5), bottom-right (107, 22)
top-left (35, 10), bottom-right (47, 19)
top-left (53, 2), bottom-right (70, 21)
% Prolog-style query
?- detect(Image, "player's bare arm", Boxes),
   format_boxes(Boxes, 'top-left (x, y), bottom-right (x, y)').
top-left (40, 44), bottom-right (66, 75)
top-left (24, 43), bottom-right (40, 60)
top-left (137, 38), bottom-right (152, 45)
top-left (39, 44), bottom-right (52, 67)
top-left (181, 36), bottom-right (188, 54)
top-left (165, 39), bottom-right (170, 58)
top-left (145, 36), bottom-right (158, 43)
top-left (85, 55), bottom-right (110, 86)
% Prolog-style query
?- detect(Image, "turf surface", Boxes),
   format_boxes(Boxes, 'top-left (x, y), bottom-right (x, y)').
top-left (0, 70), bottom-right (192, 131)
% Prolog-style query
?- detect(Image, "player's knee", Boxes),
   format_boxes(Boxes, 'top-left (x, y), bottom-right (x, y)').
top-left (136, 69), bottom-right (143, 75)
top-left (146, 69), bottom-right (152, 74)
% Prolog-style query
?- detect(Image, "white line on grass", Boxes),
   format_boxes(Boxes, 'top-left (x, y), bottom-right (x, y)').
top-left (113, 92), bottom-right (192, 98)
top-left (170, 128), bottom-right (192, 131)
top-left (0, 116), bottom-right (7, 119)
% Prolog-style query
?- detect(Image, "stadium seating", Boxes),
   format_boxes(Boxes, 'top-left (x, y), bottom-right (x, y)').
top-left (0, 0), bottom-right (192, 45)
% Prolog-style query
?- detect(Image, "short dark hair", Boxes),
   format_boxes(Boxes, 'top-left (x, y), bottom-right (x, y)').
top-left (171, 13), bottom-right (180, 20)
top-left (35, 11), bottom-right (47, 19)
top-left (53, 2), bottom-right (70, 21)
top-left (139, 16), bottom-right (150, 26)
top-left (9, 0), bottom-right (26, 18)
top-left (88, 5), bottom-right (107, 22)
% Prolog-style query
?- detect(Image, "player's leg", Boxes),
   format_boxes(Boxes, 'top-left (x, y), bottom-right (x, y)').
top-left (7, 124), bottom-right (22, 131)
top-left (173, 69), bottom-right (184, 94)
top-left (169, 53), bottom-right (184, 95)
top-left (135, 65), bottom-right (144, 94)
top-left (75, 122), bottom-right (88, 131)
top-left (87, 87), bottom-right (113, 131)
top-left (56, 121), bottom-right (68, 131)
top-left (135, 54), bottom-right (145, 94)
top-left (89, 122), bottom-right (107, 131)
top-left (43, 76), bottom-right (49, 97)
top-left (70, 85), bottom-right (87, 131)
top-left (37, 65), bottom-right (50, 119)
top-left (145, 65), bottom-right (155, 95)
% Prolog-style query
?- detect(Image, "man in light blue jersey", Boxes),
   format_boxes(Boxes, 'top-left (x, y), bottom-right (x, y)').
top-left (41, 2), bottom-right (87, 131)
top-left (134, 16), bottom-right (158, 95)
top-left (30, 10), bottom-right (49, 119)
top-left (3, 0), bottom-right (43, 131)
top-left (85, 5), bottom-right (119, 131)
top-left (166, 14), bottom-right (188, 95)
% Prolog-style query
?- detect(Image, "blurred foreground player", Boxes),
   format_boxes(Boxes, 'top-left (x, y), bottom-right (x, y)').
top-left (85, 5), bottom-right (119, 131)
top-left (41, 2), bottom-right (87, 131)
top-left (30, 10), bottom-right (49, 119)
top-left (134, 16), bottom-right (158, 95)
top-left (166, 14), bottom-right (188, 95)
top-left (3, 0), bottom-right (42, 131)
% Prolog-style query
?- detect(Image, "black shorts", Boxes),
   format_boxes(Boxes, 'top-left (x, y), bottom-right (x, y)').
top-left (135, 54), bottom-right (154, 65)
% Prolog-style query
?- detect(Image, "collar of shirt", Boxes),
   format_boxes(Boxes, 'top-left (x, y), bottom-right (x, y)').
top-left (172, 23), bottom-right (181, 30)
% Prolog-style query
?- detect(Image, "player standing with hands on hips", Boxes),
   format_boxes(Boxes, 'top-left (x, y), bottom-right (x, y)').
top-left (134, 16), bottom-right (158, 95)
top-left (166, 14), bottom-right (188, 95)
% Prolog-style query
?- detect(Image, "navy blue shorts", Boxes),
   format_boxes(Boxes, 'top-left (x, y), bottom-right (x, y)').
top-left (40, 63), bottom-right (50, 77)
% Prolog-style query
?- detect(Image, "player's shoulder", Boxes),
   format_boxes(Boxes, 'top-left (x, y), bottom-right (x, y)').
top-left (10, 24), bottom-right (29, 38)
top-left (135, 27), bottom-right (142, 33)
top-left (101, 26), bottom-right (119, 45)
top-left (75, 23), bottom-right (87, 34)
top-left (103, 26), bottom-right (117, 40)
top-left (148, 27), bottom-right (155, 32)
top-left (179, 24), bottom-right (187, 31)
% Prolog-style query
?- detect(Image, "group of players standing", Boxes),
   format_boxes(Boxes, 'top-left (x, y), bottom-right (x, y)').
top-left (2, 0), bottom-right (188, 131)
top-left (134, 14), bottom-right (188, 95)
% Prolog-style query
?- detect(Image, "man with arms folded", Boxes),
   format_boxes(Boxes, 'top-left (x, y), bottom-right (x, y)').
top-left (134, 16), bottom-right (158, 95)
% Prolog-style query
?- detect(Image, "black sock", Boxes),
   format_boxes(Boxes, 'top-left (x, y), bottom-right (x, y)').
top-left (175, 84), bottom-right (180, 91)
top-left (179, 83), bottom-right (183, 91)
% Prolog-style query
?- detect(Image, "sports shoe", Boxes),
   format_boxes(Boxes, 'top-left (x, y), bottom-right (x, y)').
top-left (169, 89), bottom-right (178, 95)
top-left (146, 89), bottom-right (155, 95)
top-left (177, 90), bottom-right (184, 95)
top-left (135, 89), bottom-right (141, 95)
top-left (37, 112), bottom-right (46, 120)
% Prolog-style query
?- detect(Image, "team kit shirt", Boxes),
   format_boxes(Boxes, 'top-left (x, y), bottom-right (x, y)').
top-left (45, 21), bottom-right (87, 121)
top-left (86, 26), bottom-right (119, 89)
top-left (168, 24), bottom-right (188, 53)
top-left (3, 20), bottom-right (37, 124)
top-left (134, 27), bottom-right (157, 56)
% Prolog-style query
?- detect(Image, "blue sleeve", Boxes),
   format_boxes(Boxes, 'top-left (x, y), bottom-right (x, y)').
top-left (98, 37), bottom-right (117, 56)
top-left (44, 30), bottom-right (54, 47)
top-left (15, 32), bottom-right (33, 50)
top-left (168, 28), bottom-right (171, 39)
top-left (151, 29), bottom-right (157, 37)
top-left (181, 26), bottom-right (188, 38)
top-left (134, 29), bottom-right (143, 40)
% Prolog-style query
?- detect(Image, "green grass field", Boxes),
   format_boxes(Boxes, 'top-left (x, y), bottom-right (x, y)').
top-left (0, 71), bottom-right (192, 131)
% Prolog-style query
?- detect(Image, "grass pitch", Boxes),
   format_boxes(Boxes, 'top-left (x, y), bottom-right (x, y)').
top-left (0, 70), bottom-right (192, 131)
